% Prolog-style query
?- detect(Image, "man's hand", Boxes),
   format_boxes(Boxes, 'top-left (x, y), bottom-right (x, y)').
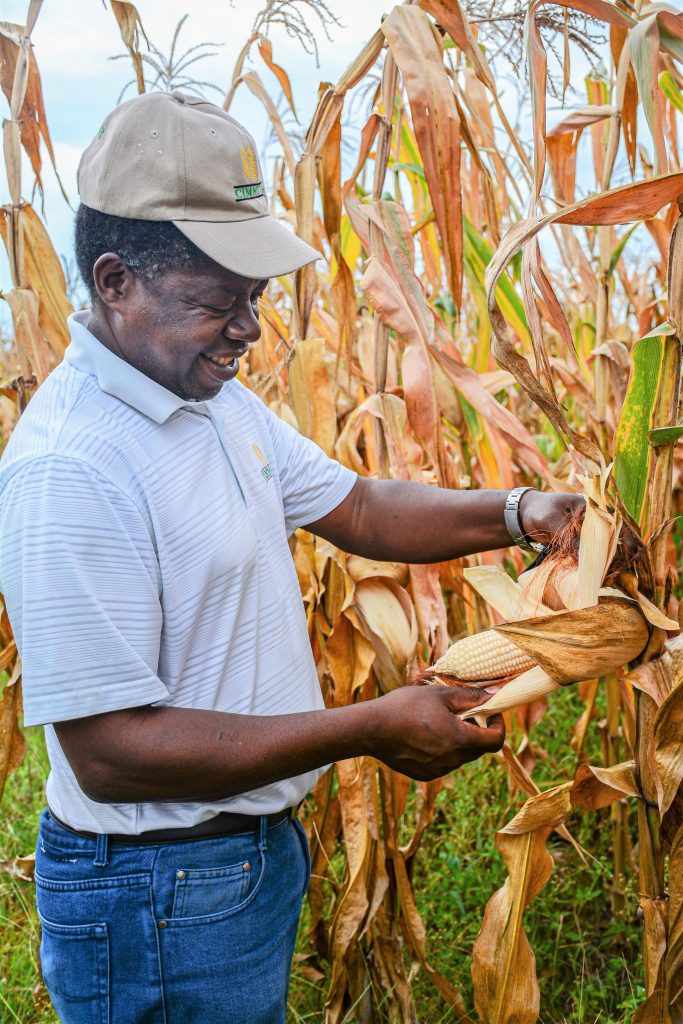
top-left (518, 490), bottom-right (586, 549)
top-left (367, 683), bottom-right (505, 780)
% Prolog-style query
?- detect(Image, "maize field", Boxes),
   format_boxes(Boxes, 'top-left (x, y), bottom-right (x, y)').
top-left (1, 0), bottom-right (683, 1021)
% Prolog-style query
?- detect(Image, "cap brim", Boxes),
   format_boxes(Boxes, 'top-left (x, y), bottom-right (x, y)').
top-left (172, 215), bottom-right (321, 279)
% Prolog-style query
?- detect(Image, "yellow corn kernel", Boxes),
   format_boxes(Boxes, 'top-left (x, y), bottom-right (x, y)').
top-left (432, 629), bottom-right (536, 681)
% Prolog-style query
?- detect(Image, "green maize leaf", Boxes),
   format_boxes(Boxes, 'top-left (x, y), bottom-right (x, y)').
top-left (648, 422), bottom-right (683, 446)
top-left (463, 219), bottom-right (530, 347)
top-left (614, 325), bottom-right (679, 533)
top-left (607, 223), bottom-right (639, 279)
top-left (659, 70), bottom-right (683, 115)
top-left (390, 161), bottom-right (426, 179)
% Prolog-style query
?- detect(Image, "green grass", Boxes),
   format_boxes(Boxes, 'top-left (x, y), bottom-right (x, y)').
top-left (1, 689), bottom-right (643, 1023)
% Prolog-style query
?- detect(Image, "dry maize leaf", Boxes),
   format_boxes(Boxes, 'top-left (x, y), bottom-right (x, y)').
top-left (0, 676), bottom-right (24, 801)
top-left (487, 173), bottom-right (683, 463)
top-left (287, 338), bottom-right (336, 456)
top-left (345, 555), bottom-right (408, 586)
top-left (110, 1), bottom-right (147, 94)
top-left (326, 757), bottom-right (381, 1019)
top-left (599, 587), bottom-right (680, 630)
top-left (461, 665), bottom-right (559, 721)
top-left (0, 16), bottom-right (64, 198)
top-left (325, 614), bottom-right (375, 708)
top-left (429, 346), bottom-right (556, 486)
top-left (257, 37), bottom-right (296, 118)
top-left (353, 578), bottom-right (417, 691)
top-left (20, 205), bottom-right (72, 357)
top-left (654, 673), bottom-right (683, 816)
top-left (420, 0), bottom-right (495, 91)
top-left (629, 10), bottom-right (683, 176)
top-left (0, 851), bottom-right (34, 882)
top-left (382, 6), bottom-right (462, 309)
top-left (665, 822), bottom-right (683, 1018)
top-left (668, 207), bottom-right (683, 338)
top-left (472, 784), bottom-right (572, 1024)
top-left (628, 658), bottom-right (673, 707)
top-left (362, 257), bottom-right (439, 472)
top-left (3, 286), bottom-right (53, 381)
top-left (570, 760), bottom-right (638, 810)
top-left (494, 598), bottom-right (649, 685)
top-left (464, 565), bottom-right (554, 621)
top-left (391, 844), bottom-right (474, 1020)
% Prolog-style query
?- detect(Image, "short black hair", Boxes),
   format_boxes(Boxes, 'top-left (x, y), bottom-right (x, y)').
top-left (74, 204), bottom-right (214, 301)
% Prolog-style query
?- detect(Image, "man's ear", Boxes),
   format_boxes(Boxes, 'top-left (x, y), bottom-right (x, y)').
top-left (92, 253), bottom-right (138, 309)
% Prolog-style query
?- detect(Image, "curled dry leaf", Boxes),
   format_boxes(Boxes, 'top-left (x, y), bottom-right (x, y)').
top-left (353, 577), bottom-right (418, 691)
top-left (494, 598), bottom-right (649, 685)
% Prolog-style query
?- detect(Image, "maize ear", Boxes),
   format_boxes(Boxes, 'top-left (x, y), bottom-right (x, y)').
top-left (432, 629), bottom-right (537, 681)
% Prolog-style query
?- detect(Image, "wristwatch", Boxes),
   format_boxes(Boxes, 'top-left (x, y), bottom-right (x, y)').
top-left (504, 486), bottom-right (546, 553)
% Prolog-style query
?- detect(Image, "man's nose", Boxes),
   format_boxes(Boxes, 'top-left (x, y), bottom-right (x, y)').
top-left (224, 298), bottom-right (261, 343)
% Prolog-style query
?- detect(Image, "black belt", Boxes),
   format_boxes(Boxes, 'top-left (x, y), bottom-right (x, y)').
top-left (48, 807), bottom-right (296, 846)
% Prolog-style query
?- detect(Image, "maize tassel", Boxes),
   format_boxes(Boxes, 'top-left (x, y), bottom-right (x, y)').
top-left (432, 629), bottom-right (537, 681)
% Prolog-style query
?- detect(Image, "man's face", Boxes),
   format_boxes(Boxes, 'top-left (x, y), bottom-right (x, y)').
top-left (112, 262), bottom-right (268, 401)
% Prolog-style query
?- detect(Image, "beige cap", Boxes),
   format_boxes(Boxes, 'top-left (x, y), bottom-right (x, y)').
top-left (77, 90), bottom-right (320, 279)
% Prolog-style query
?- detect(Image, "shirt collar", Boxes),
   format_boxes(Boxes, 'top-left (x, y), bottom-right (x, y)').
top-left (65, 310), bottom-right (211, 424)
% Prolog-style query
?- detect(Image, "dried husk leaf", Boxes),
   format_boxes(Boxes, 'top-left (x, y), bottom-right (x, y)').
top-left (464, 565), bottom-right (555, 621)
top-left (575, 497), bottom-right (617, 608)
top-left (460, 665), bottom-right (559, 720)
top-left (494, 598), bottom-right (649, 684)
top-left (353, 577), bottom-right (418, 691)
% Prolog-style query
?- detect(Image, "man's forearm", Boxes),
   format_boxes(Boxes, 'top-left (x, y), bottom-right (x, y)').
top-left (60, 703), bottom-right (374, 803)
top-left (54, 685), bottom-right (505, 804)
top-left (307, 479), bottom-right (581, 563)
top-left (310, 480), bottom-right (513, 562)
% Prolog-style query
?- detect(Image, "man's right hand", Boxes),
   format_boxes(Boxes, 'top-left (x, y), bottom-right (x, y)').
top-left (366, 683), bottom-right (505, 780)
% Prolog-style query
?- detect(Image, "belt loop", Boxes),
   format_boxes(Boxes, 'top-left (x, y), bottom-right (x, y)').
top-left (94, 833), bottom-right (110, 867)
top-left (258, 814), bottom-right (268, 852)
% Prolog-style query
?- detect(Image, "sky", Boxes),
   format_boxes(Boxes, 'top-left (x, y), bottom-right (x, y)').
top-left (0, 0), bottom-right (376, 298)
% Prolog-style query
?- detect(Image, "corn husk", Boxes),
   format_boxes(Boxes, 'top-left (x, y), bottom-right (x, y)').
top-left (493, 597), bottom-right (649, 685)
top-left (460, 665), bottom-right (559, 721)
top-left (456, 471), bottom-right (664, 720)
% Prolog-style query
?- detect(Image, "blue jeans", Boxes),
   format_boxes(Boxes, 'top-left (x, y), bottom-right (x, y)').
top-left (35, 809), bottom-right (311, 1023)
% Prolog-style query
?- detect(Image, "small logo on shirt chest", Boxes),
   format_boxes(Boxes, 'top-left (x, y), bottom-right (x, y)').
top-left (252, 443), bottom-right (273, 482)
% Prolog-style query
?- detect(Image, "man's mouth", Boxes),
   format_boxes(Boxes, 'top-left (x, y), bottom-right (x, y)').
top-left (203, 352), bottom-right (240, 368)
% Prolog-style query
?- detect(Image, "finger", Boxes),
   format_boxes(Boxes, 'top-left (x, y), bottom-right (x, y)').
top-left (457, 713), bottom-right (506, 752)
top-left (438, 683), bottom-right (501, 710)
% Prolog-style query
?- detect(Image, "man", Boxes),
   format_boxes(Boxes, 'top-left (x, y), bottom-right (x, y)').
top-left (0, 91), bottom-right (580, 1023)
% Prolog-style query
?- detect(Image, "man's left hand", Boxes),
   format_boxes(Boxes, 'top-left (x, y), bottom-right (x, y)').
top-left (518, 490), bottom-right (586, 549)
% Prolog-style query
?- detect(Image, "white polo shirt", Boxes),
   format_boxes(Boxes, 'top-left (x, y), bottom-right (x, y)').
top-left (0, 311), bottom-right (356, 832)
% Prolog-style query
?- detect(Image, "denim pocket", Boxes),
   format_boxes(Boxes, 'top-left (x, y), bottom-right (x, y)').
top-left (171, 857), bottom-right (255, 919)
top-left (38, 914), bottom-right (109, 1024)
top-left (292, 818), bottom-right (312, 897)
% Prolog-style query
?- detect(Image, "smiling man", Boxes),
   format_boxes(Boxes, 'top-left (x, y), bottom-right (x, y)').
top-left (0, 91), bottom-right (582, 1024)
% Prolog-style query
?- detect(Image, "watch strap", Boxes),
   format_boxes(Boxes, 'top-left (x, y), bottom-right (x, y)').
top-left (504, 487), bottom-right (545, 553)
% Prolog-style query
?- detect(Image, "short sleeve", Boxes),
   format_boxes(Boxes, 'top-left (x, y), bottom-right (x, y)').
top-left (0, 457), bottom-right (168, 726)
top-left (261, 405), bottom-right (357, 534)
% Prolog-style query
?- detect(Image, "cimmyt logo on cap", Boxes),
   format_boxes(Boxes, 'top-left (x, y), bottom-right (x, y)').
top-left (235, 146), bottom-right (265, 202)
